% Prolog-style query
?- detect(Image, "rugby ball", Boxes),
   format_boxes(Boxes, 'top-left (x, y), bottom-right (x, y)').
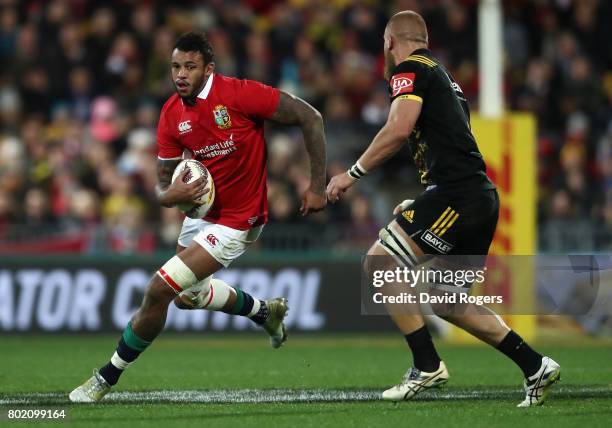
top-left (171, 159), bottom-right (215, 219)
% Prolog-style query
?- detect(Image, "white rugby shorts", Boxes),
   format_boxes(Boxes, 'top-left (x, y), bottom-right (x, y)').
top-left (177, 217), bottom-right (263, 267)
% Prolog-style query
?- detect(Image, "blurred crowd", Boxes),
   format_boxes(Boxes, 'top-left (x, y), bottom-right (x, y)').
top-left (0, 0), bottom-right (610, 254)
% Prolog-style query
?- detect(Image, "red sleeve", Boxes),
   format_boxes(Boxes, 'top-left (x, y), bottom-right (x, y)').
top-left (157, 103), bottom-right (182, 159)
top-left (235, 79), bottom-right (280, 119)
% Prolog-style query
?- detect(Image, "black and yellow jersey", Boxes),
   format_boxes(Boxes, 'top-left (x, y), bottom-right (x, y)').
top-left (388, 48), bottom-right (495, 191)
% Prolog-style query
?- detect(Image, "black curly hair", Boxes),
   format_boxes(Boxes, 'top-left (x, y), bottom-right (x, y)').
top-left (173, 31), bottom-right (214, 64)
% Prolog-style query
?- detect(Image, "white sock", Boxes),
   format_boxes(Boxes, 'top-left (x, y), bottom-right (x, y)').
top-left (110, 351), bottom-right (131, 370)
top-left (247, 299), bottom-right (261, 317)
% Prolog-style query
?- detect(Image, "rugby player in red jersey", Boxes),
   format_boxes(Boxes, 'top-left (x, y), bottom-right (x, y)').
top-left (70, 32), bottom-right (326, 402)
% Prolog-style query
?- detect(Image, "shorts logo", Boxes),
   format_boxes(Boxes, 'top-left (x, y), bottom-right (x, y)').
top-left (421, 230), bottom-right (453, 254)
top-left (430, 206), bottom-right (459, 237)
top-left (213, 105), bottom-right (232, 129)
top-left (247, 216), bottom-right (258, 226)
top-left (402, 210), bottom-right (414, 223)
top-left (206, 234), bottom-right (218, 246)
top-left (178, 120), bottom-right (192, 134)
top-left (390, 73), bottom-right (415, 97)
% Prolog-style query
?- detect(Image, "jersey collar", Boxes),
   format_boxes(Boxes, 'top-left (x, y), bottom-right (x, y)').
top-left (196, 73), bottom-right (214, 99)
top-left (411, 48), bottom-right (431, 56)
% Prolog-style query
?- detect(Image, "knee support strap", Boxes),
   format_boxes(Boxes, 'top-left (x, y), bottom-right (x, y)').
top-left (177, 277), bottom-right (233, 310)
top-left (378, 226), bottom-right (419, 267)
top-left (201, 278), bottom-right (233, 310)
top-left (157, 255), bottom-right (198, 294)
top-left (178, 276), bottom-right (212, 306)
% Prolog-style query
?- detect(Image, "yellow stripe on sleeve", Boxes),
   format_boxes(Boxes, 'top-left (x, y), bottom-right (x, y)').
top-left (396, 94), bottom-right (423, 103)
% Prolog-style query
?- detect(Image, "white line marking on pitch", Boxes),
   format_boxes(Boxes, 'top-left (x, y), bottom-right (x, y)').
top-left (1, 387), bottom-right (610, 405)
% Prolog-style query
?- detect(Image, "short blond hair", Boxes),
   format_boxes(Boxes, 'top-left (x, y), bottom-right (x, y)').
top-left (386, 11), bottom-right (428, 45)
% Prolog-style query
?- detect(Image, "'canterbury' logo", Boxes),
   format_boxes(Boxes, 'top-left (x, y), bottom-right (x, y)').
top-left (178, 120), bottom-right (192, 133)
top-left (206, 234), bottom-right (218, 246)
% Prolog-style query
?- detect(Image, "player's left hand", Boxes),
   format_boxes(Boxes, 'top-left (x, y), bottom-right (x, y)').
top-left (393, 199), bottom-right (415, 215)
top-left (326, 172), bottom-right (356, 203)
top-left (300, 188), bottom-right (327, 216)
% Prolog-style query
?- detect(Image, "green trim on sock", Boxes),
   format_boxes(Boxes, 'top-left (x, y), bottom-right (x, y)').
top-left (122, 322), bottom-right (151, 352)
top-left (231, 288), bottom-right (245, 314)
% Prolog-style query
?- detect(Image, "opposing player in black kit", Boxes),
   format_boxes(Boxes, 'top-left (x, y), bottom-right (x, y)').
top-left (327, 11), bottom-right (560, 407)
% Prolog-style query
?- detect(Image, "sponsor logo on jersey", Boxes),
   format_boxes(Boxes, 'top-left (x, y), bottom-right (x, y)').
top-left (192, 134), bottom-right (237, 159)
top-left (451, 81), bottom-right (463, 93)
top-left (390, 73), bottom-right (415, 97)
top-left (402, 210), bottom-right (414, 223)
top-left (213, 105), bottom-right (232, 129)
top-left (206, 234), bottom-right (218, 246)
top-left (421, 230), bottom-right (453, 254)
top-left (178, 120), bottom-right (192, 134)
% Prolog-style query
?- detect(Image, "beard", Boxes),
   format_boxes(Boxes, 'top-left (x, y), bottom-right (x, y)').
top-left (174, 83), bottom-right (195, 101)
top-left (175, 75), bottom-right (206, 104)
top-left (384, 51), bottom-right (395, 81)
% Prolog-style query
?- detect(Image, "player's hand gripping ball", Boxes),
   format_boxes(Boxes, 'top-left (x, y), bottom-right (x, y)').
top-left (171, 159), bottom-right (215, 218)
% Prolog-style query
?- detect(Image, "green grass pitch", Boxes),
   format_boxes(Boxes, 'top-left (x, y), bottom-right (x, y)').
top-left (1, 334), bottom-right (611, 427)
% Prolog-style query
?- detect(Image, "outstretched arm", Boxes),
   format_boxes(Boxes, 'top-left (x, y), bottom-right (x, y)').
top-left (268, 91), bottom-right (327, 215)
top-left (357, 98), bottom-right (421, 170)
top-left (326, 98), bottom-right (422, 202)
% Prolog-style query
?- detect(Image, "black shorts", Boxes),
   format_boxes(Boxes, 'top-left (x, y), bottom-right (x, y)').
top-left (395, 187), bottom-right (499, 256)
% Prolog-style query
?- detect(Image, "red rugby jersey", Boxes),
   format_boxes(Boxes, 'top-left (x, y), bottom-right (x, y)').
top-left (157, 74), bottom-right (280, 230)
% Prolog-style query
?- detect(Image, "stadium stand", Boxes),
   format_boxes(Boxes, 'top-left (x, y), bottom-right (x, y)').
top-left (0, 0), bottom-right (610, 253)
